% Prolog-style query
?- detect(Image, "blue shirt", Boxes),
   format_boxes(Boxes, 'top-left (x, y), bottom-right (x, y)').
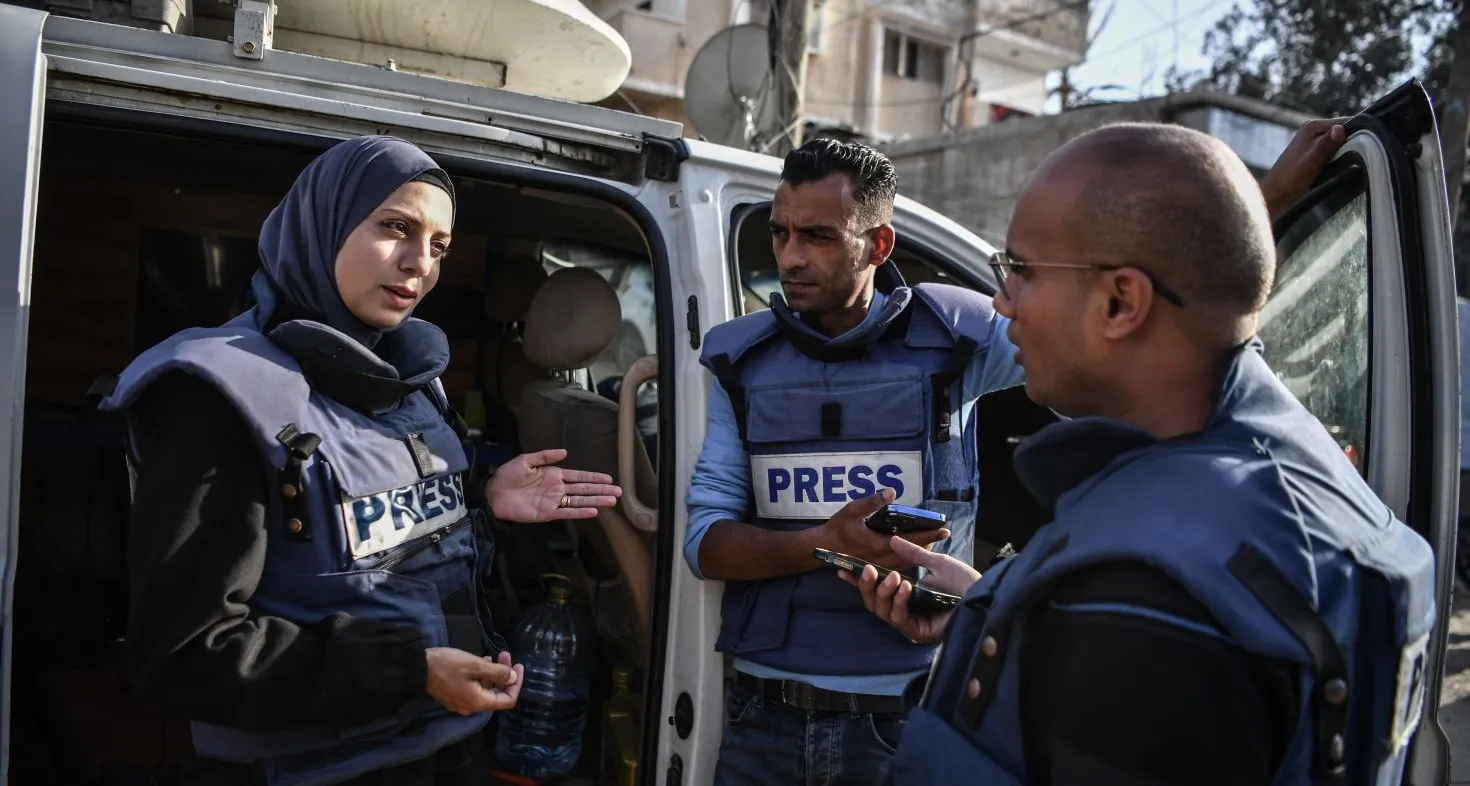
top-left (684, 290), bottom-right (1026, 695)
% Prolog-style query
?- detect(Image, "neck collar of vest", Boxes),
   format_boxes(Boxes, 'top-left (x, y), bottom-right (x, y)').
top-left (1012, 339), bottom-right (1278, 511)
top-left (769, 287), bottom-right (913, 363)
top-left (240, 305), bottom-right (451, 415)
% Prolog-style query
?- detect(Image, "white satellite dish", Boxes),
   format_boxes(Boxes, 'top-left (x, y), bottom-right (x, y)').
top-left (684, 23), bottom-right (781, 149)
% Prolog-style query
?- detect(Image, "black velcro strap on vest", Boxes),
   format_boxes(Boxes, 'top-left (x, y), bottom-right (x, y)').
top-left (86, 374), bottom-right (132, 496)
top-left (1227, 544), bottom-right (1348, 785)
top-left (86, 374), bottom-right (119, 405)
top-left (447, 408), bottom-right (470, 442)
top-left (421, 384), bottom-right (471, 442)
top-left (821, 402), bottom-right (842, 437)
top-left (932, 337), bottom-right (978, 444)
top-left (709, 353), bottom-right (748, 445)
top-left (275, 424), bottom-right (322, 543)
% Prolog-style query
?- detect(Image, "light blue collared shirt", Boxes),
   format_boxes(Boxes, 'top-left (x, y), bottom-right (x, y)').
top-left (683, 290), bottom-right (1025, 695)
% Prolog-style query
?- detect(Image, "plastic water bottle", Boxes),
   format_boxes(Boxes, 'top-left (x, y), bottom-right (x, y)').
top-left (495, 577), bottom-right (597, 779)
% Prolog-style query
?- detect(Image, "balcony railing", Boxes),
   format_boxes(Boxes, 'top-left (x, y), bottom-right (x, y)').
top-left (974, 0), bottom-right (1088, 56)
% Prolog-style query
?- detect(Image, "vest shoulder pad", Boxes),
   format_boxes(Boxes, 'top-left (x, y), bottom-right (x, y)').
top-left (1043, 444), bottom-right (1316, 596)
top-left (699, 309), bottom-right (780, 370)
top-left (1006, 445), bottom-right (1323, 657)
top-left (908, 283), bottom-right (998, 349)
top-left (1080, 444), bottom-right (1301, 528)
top-left (101, 326), bottom-right (310, 467)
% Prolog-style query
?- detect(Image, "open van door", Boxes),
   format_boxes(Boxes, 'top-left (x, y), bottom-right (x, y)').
top-left (0, 5), bottom-right (45, 782)
top-left (1261, 80), bottom-right (1458, 785)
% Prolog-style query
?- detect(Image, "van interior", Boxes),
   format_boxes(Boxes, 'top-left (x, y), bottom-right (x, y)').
top-left (13, 115), bottom-right (668, 785)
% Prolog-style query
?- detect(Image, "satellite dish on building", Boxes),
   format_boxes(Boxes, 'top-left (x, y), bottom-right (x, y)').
top-left (684, 24), bottom-right (781, 150)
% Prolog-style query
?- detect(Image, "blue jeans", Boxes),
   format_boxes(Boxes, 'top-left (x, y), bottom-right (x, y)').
top-left (713, 678), bottom-right (905, 786)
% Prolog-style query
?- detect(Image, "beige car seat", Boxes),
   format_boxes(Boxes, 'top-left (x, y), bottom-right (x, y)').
top-left (480, 246), bottom-right (551, 427)
top-left (517, 267), bottom-right (659, 660)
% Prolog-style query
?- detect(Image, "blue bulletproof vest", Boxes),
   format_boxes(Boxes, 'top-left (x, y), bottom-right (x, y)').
top-left (701, 284), bottom-right (999, 676)
top-left (101, 317), bottom-right (500, 786)
top-left (887, 342), bottom-right (1437, 786)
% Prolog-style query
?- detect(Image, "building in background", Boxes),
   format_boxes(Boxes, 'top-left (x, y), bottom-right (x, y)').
top-left (880, 90), bottom-right (1315, 245)
top-left (589, 0), bottom-right (1090, 143)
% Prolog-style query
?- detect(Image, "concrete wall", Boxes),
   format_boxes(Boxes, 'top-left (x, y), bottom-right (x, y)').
top-left (882, 92), bottom-right (1317, 245)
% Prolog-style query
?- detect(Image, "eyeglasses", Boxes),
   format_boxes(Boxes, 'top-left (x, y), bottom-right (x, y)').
top-left (987, 250), bottom-right (1187, 308)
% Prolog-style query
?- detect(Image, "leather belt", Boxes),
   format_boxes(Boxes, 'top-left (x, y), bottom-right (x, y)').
top-left (734, 671), bottom-right (906, 715)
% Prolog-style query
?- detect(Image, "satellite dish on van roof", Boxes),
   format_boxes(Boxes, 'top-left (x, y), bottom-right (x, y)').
top-left (684, 24), bottom-right (780, 150)
top-left (266, 0), bottom-right (632, 102)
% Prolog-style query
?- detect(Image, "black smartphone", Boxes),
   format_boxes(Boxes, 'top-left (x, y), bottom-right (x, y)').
top-left (812, 548), bottom-right (961, 616)
top-left (865, 503), bottom-right (947, 536)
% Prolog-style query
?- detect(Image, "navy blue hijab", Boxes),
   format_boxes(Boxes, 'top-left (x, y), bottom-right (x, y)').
top-left (238, 136), bottom-right (457, 406)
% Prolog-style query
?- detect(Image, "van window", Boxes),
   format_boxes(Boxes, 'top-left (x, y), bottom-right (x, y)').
top-left (1258, 170), bottom-right (1370, 471)
top-left (730, 204), bottom-right (975, 314)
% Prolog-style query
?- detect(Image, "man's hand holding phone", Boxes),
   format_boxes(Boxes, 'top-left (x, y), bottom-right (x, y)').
top-left (815, 488), bottom-right (949, 569)
top-left (838, 536), bottom-right (981, 645)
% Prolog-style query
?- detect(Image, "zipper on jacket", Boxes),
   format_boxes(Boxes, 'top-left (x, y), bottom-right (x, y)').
top-left (373, 516), bottom-right (473, 573)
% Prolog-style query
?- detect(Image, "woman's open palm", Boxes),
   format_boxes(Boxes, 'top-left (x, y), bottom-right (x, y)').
top-left (486, 449), bottom-right (622, 522)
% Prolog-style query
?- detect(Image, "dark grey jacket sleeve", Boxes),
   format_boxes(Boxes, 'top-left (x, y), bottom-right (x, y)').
top-left (124, 371), bottom-right (429, 732)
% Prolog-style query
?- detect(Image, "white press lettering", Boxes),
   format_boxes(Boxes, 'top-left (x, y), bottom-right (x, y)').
top-left (343, 474), bottom-right (468, 560)
top-left (752, 451), bottom-right (923, 519)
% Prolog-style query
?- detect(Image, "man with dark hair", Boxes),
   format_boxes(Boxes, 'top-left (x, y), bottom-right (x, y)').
top-left (846, 120), bottom-right (1436, 786)
top-left (683, 137), bottom-right (1023, 785)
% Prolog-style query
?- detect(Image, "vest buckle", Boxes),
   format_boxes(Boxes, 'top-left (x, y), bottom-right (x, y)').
top-left (275, 424), bottom-right (322, 542)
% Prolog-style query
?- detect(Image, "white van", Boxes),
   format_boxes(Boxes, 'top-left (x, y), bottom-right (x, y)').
top-left (0, 5), bottom-right (1461, 785)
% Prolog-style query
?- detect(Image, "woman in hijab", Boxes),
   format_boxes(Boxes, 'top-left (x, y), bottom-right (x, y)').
top-left (100, 136), bottom-right (621, 786)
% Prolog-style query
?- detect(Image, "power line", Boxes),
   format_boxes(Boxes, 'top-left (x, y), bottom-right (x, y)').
top-left (1171, 0), bottom-right (1180, 75)
top-left (1083, 0), bottom-right (1227, 65)
top-left (1133, 0), bottom-right (1170, 25)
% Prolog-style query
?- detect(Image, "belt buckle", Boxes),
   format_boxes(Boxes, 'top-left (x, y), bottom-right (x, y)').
top-left (783, 680), bottom-right (834, 711)
top-left (780, 679), bottom-right (810, 710)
